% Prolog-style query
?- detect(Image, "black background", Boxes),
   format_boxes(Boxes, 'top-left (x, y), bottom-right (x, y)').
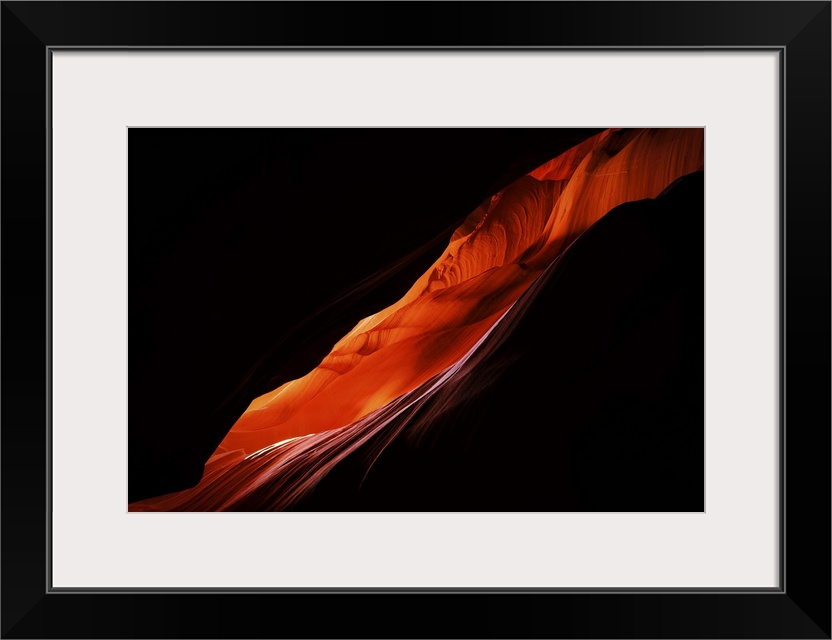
top-left (129, 125), bottom-right (706, 511)
top-left (2, 1), bottom-right (829, 638)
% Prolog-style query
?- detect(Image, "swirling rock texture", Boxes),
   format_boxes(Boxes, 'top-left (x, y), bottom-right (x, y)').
top-left (130, 128), bottom-right (704, 512)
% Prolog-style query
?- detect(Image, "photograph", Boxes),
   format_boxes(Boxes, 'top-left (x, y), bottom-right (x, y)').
top-left (128, 127), bottom-right (705, 512)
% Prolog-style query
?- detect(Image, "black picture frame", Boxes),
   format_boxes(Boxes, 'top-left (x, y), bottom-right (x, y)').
top-left (2, 2), bottom-right (829, 638)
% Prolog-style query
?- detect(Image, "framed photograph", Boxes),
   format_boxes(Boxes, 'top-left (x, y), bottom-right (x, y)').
top-left (2, 1), bottom-right (829, 638)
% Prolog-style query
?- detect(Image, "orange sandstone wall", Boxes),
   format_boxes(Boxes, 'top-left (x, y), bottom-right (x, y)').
top-left (214, 128), bottom-right (704, 458)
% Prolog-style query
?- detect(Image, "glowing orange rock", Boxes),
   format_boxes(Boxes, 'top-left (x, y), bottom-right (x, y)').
top-left (213, 128), bottom-right (704, 457)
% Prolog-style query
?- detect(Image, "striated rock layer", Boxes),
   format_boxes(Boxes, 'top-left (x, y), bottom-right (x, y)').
top-left (130, 127), bottom-right (704, 511)
top-left (218, 128), bottom-right (702, 452)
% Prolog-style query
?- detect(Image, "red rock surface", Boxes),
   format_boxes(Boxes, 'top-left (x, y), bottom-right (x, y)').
top-left (216, 128), bottom-right (703, 455)
top-left (130, 127), bottom-right (704, 511)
